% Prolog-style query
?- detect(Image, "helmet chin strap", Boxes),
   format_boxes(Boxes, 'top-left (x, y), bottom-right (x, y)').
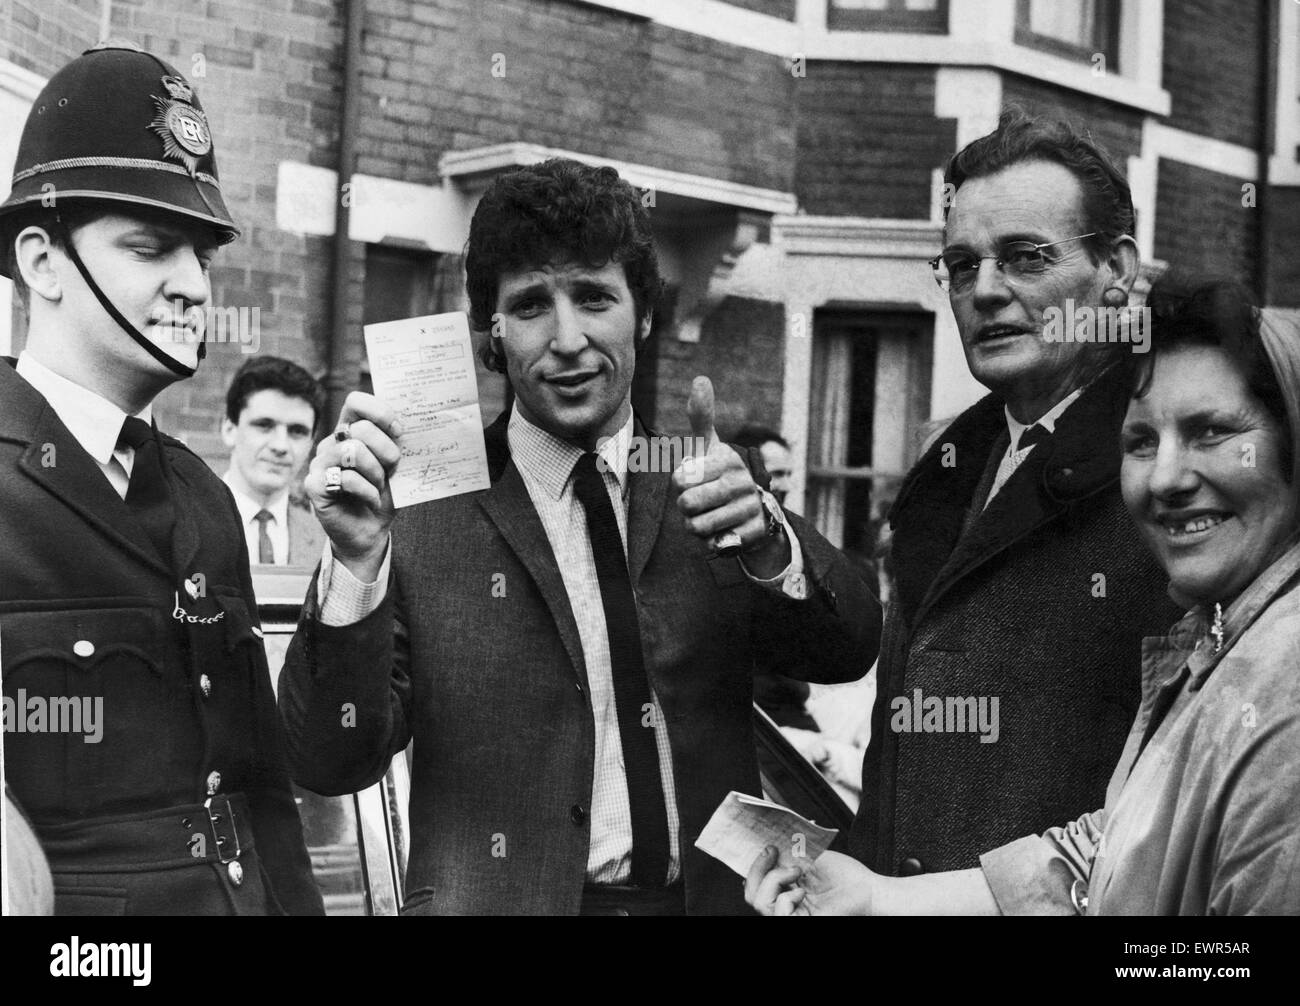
top-left (53, 215), bottom-right (204, 378)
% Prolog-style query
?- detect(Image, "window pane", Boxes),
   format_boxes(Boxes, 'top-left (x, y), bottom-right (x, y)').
top-left (828, 0), bottom-right (947, 32)
top-left (1028, 0), bottom-right (1096, 46)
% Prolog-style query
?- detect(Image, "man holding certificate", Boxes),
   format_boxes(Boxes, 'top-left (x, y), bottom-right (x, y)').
top-left (278, 158), bottom-right (880, 915)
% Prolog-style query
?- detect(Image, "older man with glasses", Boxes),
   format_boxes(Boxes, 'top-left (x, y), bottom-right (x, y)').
top-left (847, 109), bottom-right (1183, 881)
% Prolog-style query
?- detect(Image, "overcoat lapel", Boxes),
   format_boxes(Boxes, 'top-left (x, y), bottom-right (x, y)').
top-left (897, 368), bottom-right (1129, 629)
top-left (920, 446), bottom-right (1064, 616)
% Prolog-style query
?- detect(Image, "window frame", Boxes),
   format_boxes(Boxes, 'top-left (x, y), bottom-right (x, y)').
top-left (1013, 0), bottom-right (1122, 72)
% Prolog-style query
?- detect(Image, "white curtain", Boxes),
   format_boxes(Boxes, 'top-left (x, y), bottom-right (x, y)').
top-left (809, 330), bottom-right (854, 548)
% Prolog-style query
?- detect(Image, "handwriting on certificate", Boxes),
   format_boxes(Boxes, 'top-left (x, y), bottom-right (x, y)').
top-left (363, 312), bottom-right (491, 508)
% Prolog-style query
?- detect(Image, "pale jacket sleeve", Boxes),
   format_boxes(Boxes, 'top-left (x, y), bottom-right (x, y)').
top-left (978, 810), bottom-right (1106, 916)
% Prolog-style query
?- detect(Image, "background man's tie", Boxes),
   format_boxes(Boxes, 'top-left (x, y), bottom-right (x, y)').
top-left (116, 416), bottom-right (176, 568)
top-left (571, 451), bottom-right (670, 887)
top-left (254, 509), bottom-right (275, 564)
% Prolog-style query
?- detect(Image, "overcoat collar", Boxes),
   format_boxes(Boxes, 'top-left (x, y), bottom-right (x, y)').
top-left (889, 367), bottom-right (1132, 630)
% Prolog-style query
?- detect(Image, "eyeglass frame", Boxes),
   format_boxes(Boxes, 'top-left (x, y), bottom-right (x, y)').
top-left (929, 232), bottom-right (1099, 293)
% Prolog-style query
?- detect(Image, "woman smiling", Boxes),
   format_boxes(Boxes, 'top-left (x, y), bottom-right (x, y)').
top-left (745, 278), bottom-right (1300, 915)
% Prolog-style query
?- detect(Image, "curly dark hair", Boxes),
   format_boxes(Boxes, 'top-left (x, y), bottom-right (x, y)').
top-left (224, 355), bottom-right (325, 433)
top-left (944, 107), bottom-right (1135, 263)
top-left (465, 158), bottom-right (662, 372)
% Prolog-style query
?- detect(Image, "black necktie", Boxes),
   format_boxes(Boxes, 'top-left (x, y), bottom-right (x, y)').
top-left (1017, 423), bottom-right (1049, 453)
top-left (117, 416), bottom-right (176, 568)
top-left (570, 452), bottom-right (670, 887)
top-left (254, 509), bottom-right (275, 564)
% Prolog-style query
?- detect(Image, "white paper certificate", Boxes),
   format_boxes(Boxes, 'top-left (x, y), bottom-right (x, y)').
top-left (363, 312), bottom-right (491, 508)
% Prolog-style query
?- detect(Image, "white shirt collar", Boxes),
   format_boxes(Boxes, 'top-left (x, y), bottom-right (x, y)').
top-left (222, 471), bottom-right (291, 527)
top-left (507, 402), bottom-right (634, 501)
top-left (16, 351), bottom-right (152, 463)
top-left (1003, 385), bottom-right (1085, 451)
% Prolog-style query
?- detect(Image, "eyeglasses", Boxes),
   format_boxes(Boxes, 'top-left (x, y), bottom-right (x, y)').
top-left (929, 233), bottom-right (1097, 293)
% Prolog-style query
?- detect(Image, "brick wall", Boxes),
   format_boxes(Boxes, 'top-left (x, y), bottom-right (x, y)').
top-left (1154, 158), bottom-right (1257, 283)
top-left (794, 63), bottom-right (955, 218)
top-left (1000, 74), bottom-right (1143, 167)
top-left (356, 0), bottom-right (796, 192)
top-left (648, 296), bottom-right (785, 437)
top-left (0, 0), bottom-right (101, 76)
top-left (1162, 0), bottom-right (1264, 148)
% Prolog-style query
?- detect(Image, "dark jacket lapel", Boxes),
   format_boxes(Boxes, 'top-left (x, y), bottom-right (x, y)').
top-left (2, 360), bottom-right (170, 576)
top-left (626, 414), bottom-right (671, 586)
top-left (477, 411), bottom-right (589, 688)
top-left (160, 431), bottom-right (203, 581)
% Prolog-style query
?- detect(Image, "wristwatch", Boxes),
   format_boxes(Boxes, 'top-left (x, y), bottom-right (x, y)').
top-left (756, 488), bottom-right (785, 539)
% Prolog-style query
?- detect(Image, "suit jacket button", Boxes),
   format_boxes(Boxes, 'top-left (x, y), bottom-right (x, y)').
top-left (73, 639), bottom-right (95, 658)
top-left (898, 856), bottom-right (924, 876)
top-left (570, 804), bottom-right (586, 825)
top-left (199, 674), bottom-right (212, 697)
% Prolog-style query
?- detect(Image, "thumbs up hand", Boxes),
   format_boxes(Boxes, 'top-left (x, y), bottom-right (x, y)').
top-left (673, 376), bottom-right (790, 576)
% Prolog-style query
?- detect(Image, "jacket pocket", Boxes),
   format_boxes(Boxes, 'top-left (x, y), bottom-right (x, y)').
top-left (54, 884), bottom-right (129, 916)
top-left (1, 605), bottom-right (183, 816)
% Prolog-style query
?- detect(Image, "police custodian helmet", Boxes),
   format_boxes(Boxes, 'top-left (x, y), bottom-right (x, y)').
top-left (0, 40), bottom-right (238, 375)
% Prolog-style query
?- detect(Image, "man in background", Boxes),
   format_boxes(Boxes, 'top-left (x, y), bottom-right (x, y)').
top-left (221, 355), bottom-right (325, 566)
top-left (732, 424), bottom-right (793, 505)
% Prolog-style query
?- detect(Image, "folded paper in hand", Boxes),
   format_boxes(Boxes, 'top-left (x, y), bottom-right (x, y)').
top-left (695, 791), bottom-right (838, 877)
top-left (363, 312), bottom-right (491, 508)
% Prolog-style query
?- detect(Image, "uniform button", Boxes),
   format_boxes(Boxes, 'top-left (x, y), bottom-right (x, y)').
top-left (227, 861), bottom-right (243, 886)
top-left (570, 804), bottom-right (586, 825)
top-left (206, 770), bottom-right (222, 795)
top-left (898, 856), bottom-right (924, 876)
top-left (199, 674), bottom-right (212, 697)
top-left (73, 639), bottom-right (95, 658)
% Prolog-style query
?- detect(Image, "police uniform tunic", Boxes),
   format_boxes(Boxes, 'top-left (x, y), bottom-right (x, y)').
top-left (0, 357), bottom-right (322, 915)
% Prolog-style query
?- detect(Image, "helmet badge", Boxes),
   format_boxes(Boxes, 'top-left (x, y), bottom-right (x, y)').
top-left (148, 75), bottom-right (211, 176)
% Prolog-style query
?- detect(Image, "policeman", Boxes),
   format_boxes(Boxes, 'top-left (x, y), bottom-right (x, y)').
top-left (0, 42), bottom-right (322, 915)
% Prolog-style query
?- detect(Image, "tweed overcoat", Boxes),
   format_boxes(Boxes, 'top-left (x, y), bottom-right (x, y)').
top-left (850, 370), bottom-right (1183, 875)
